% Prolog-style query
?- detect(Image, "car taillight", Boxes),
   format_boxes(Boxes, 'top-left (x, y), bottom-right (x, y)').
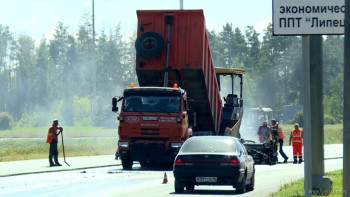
top-left (175, 158), bottom-right (183, 163)
top-left (229, 158), bottom-right (240, 166)
top-left (174, 157), bottom-right (193, 166)
top-left (220, 157), bottom-right (240, 166)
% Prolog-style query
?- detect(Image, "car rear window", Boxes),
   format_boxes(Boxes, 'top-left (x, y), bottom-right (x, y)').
top-left (179, 137), bottom-right (238, 154)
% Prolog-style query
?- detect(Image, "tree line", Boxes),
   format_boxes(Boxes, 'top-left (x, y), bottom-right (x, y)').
top-left (0, 17), bottom-right (344, 128)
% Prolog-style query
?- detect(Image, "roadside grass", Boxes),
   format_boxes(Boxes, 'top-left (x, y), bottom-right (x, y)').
top-left (281, 124), bottom-right (343, 144)
top-left (270, 170), bottom-right (343, 197)
top-left (0, 124), bottom-right (343, 161)
top-left (0, 126), bottom-right (117, 138)
top-left (0, 138), bottom-right (117, 162)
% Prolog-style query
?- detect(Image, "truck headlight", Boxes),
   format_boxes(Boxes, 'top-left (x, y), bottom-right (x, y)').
top-left (170, 142), bottom-right (182, 148)
top-left (118, 141), bottom-right (129, 148)
top-left (176, 117), bottom-right (181, 123)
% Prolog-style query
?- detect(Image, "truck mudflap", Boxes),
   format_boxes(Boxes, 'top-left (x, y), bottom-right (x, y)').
top-left (241, 139), bottom-right (279, 165)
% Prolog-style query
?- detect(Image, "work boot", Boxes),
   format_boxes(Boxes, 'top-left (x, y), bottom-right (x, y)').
top-left (293, 156), bottom-right (297, 164)
top-left (298, 157), bottom-right (303, 164)
top-left (283, 157), bottom-right (289, 164)
top-left (54, 155), bottom-right (61, 166)
top-left (49, 157), bottom-right (55, 167)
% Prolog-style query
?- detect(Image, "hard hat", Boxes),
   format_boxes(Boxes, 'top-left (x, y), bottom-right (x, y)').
top-left (263, 121), bottom-right (267, 125)
top-left (294, 123), bottom-right (299, 126)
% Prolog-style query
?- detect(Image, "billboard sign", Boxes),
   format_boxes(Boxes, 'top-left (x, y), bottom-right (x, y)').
top-left (273, 0), bottom-right (345, 35)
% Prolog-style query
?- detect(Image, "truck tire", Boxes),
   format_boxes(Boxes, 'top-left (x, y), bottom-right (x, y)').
top-left (121, 156), bottom-right (133, 170)
top-left (135, 32), bottom-right (164, 58)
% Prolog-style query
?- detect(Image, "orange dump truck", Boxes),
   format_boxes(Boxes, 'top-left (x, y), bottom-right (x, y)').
top-left (112, 10), bottom-right (244, 170)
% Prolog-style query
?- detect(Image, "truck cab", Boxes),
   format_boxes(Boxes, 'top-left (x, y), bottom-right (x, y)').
top-left (112, 86), bottom-right (192, 169)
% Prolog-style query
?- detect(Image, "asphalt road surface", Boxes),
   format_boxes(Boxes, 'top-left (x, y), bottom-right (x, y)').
top-left (0, 145), bottom-right (344, 197)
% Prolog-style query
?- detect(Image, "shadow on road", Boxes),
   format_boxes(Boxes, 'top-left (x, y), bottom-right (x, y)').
top-left (169, 188), bottom-right (254, 195)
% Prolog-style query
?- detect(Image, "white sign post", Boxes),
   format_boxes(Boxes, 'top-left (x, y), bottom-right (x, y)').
top-left (273, 0), bottom-right (345, 35)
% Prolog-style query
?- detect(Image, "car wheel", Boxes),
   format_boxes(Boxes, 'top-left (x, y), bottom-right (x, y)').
top-left (246, 170), bottom-right (255, 191)
top-left (121, 156), bottom-right (133, 170)
top-left (174, 179), bottom-right (184, 193)
top-left (236, 173), bottom-right (247, 194)
top-left (135, 31), bottom-right (164, 58)
top-left (139, 161), bottom-right (148, 167)
top-left (185, 184), bottom-right (195, 191)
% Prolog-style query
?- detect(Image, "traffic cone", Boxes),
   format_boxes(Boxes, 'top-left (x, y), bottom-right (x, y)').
top-left (162, 172), bottom-right (168, 184)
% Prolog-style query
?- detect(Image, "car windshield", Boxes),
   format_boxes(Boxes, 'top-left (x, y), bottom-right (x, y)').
top-left (179, 137), bottom-right (238, 154)
top-left (123, 95), bottom-right (181, 113)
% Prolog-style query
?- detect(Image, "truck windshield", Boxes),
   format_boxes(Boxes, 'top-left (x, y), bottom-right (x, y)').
top-left (123, 95), bottom-right (181, 113)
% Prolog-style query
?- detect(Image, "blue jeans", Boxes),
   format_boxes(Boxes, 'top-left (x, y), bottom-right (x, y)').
top-left (278, 139), bottom-right (288, 159)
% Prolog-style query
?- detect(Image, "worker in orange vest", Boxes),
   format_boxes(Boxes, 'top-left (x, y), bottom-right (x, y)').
top-left (271, 119), bottom-right (288, 163)
top-left (289, 123), bottom-right (304, 164)
top-left (257, 121), bottom-right (271, 143)
top-left (46, 120), bottom-right (63, 167)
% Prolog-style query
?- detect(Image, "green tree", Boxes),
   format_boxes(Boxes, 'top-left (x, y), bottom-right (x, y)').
top-left (0, 25), bottom-right (13, 113)
top-left (207, 29), bottom-right (221, 67)
top-left (49, 22), bottom-right (75, 125)
top-left (12, 35), bottom-right (36, 119)
top-left (323, 36), bottom-right (344, 121)
top-left (258, 24), bottom-right (301, 116)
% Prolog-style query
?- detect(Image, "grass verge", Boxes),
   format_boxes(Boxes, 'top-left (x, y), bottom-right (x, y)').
top-left (0, 124), bottom-right (343, 161)
top-left (0, 138), bottom-right (117, 162)
top-left (0, 126), bottom-right (117, 138)
top-left (281, 124), bottom-right (343, 144)
top-left (270, 170), bottom-right (344, 197)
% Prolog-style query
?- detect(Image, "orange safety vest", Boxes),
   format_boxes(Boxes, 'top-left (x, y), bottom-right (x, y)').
top-left (46, 125), bottom-right (58, 143)
top-left (276, 124), bottom-right (285, 140)
top-left (291, 129), bottom-right (303, 146)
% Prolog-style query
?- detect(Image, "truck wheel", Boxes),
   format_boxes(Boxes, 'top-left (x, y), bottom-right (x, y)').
top-left (135, 31), bottom-right (164, 58)
top-left (174, 179), bottom-right (184, 193)
top-left (121, 156), bottom-right (133, 170)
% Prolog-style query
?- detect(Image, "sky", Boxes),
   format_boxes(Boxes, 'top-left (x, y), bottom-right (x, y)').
top-left (0, 0), bottom-right (272, 41)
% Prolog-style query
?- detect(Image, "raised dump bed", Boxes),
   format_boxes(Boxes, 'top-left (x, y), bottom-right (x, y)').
top-left (135, 10), bottom-right (222, 135)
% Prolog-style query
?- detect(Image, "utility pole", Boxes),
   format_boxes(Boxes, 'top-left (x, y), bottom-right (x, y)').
top-left (343, 0), bottom-right (350, 196)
